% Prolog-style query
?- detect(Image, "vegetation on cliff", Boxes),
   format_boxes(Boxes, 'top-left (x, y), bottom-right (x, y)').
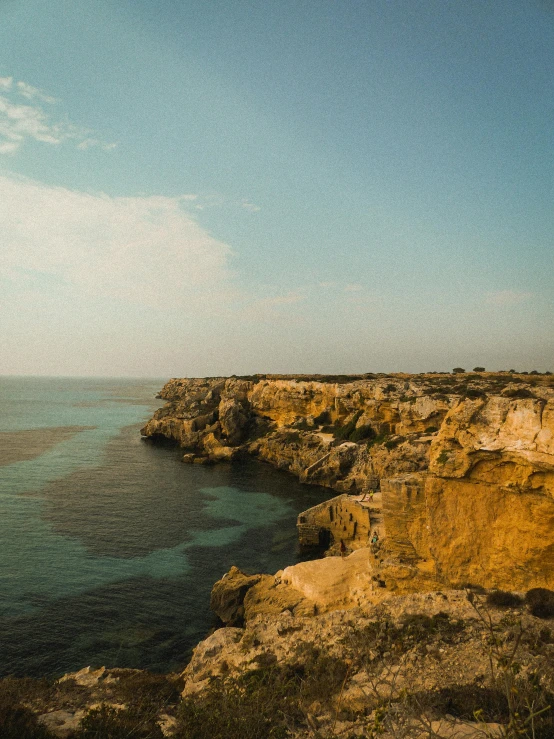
top-left (4, 372), bottom-right (554, 738)
top-left (3, 589), bottom-right (554, 738)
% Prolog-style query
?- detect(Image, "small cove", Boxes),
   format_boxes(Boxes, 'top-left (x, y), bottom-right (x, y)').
top-left (0, 377), bottom-right (332, 677)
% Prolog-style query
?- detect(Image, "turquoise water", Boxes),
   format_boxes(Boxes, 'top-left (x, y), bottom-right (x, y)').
top-left (0, 377), bottom-right (332, 677)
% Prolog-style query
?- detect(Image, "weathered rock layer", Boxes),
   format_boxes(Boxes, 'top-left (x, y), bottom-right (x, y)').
top-left (142, 373), bottom-right (554, 594)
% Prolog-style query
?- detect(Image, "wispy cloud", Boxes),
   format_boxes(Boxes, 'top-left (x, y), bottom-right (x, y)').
top-left (0, 76), bottom-right (114, 154)
top-left (485, 290), bottom-right (533, 306)
top-left (241, 199), bottom-right (261, 212)
top-left (16, 80), bottom-right (57, 104)
top-left (0, 174), bottom-right (234, 309)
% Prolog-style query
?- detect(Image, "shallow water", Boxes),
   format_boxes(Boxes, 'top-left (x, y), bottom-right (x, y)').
top-left (0, 377), bottom-right (332, 677)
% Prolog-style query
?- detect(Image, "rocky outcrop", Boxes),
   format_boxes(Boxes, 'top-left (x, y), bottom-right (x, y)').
top-left (181, 588), bottom-right (554, 737)
top-left (210, 566), bottom-right (263, 625)
top-left (381, 393), bottom-right (554, 593)
top-left (141, 373), bottom-right (453, 474)
top-left (143, 373), bottom-right (554, 594)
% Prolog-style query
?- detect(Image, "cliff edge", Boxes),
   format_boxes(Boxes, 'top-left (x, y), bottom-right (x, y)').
top-left (142, 372), bottom-right (554, 594)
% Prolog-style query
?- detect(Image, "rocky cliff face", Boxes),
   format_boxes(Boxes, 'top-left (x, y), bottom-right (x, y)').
top-left (5, 372), bottom-right (554, 739)
top-left (181, 588), bottom-right (554, 739)
top-left (406, 392), bottom-right (554, 592)
top-left (142, 373), bottom-right (554, 594)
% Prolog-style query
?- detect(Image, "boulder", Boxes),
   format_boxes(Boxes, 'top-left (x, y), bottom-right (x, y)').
top-left (210, 566), bottom-right (262, 625)
top-left (202, 432), bottom-right (238, 462)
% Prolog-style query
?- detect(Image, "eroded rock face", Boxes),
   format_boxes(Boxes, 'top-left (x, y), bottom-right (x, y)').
top-left (280, 547), bottom-right (376, 609)
top-left (210, 566), bottom-right (263, 625)
top-left (143, 373), bottom-right (554, 593)
top-left (182, 589), bottom-right (554, 737)
top-left (379, 394), bottom-right (554, 593)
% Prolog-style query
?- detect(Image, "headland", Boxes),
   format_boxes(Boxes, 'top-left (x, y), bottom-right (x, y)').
top-left (5, 370), bottom-right (554, 738)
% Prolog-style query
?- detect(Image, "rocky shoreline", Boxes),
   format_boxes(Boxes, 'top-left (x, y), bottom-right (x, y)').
top-left (142, 371), bottom-right (554, 594)
top-left (6, 587), bottom-right (554, 737)
top-left (4, 371), bottom-right (554, 738)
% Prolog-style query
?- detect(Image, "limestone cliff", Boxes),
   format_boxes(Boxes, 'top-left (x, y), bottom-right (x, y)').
top-left (142, 372), bottom-right (554, 593)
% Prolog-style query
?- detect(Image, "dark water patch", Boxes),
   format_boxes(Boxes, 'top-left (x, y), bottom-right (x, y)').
top-left (40, 425), bottom-right (328, 561)
top-left (1, 456), bottom-right (332, 678)
top-left (0, 575), bottom-right (200, 677)
top-left (40, 424), bottom-right (201, 557)
top-left (0, 426), bottom-right (96, 466)
top-left (0, 377), bottom-right (334, 678)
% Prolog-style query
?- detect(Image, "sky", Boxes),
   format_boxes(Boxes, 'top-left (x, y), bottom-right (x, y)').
top-left (1, 0), bottom-right (553, 377)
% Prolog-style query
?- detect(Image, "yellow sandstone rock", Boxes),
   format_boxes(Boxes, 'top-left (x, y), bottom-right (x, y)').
top-left (144, 373), bottom-right (554, 595)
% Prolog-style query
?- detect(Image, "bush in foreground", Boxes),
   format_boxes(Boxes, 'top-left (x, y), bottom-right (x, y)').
top-left (526, 588), bottom-right (554, 619)
top-left (486, 590), bottom-right (523, 608)
top-left (71, 704), bottom-right (164, 739)
top-left (174, 648), bottom-right (348, 739)
top-left (0, 704), bottom-right (54, 739)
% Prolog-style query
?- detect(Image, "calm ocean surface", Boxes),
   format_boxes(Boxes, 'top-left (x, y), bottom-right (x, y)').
top-left (0, 377), bottom-right (331, 678)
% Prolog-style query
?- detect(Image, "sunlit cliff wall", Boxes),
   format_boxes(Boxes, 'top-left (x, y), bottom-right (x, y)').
top-left (142, 373), bottom-right (554, 592)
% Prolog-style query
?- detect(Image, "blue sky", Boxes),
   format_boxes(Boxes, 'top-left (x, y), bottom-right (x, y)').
top-left (1, 0), bottom-right (552, 376)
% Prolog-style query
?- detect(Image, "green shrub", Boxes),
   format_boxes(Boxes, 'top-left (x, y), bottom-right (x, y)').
top-left (503, 387), bottom-right (536, 400)
top-left (400, 612), bottom-right (464, 641)
top-left (349, 424), bottom-right (375, 443)
top-left (364, 431), bottom-right (389, 448)
top-left (452, 367), bottom-right (466, 374)
top-left (320, 424), bottom-right (335, 434)
top-left (385, 436), bottom-right (404, 450)
top-left (291, 418), bottom-right (312, 431)
top-left (175, 671), bottom-right (293, 739)
top-left (70, 704), bottom-right (164, 738)
top-left (473, 367), bottom-right (486, 372)
top-left (173, 650), bottom-right (348, 739)
top-left (0, 704), bottom-right (54, 739)
top-left (344, 613), bottom-right (463, 665)
top-left (0, 678), bottom-right (59, 739)
top-left (113, 671), bottom-right (181, 710)
top-left (313, 410), bottom-right (331, 425)
top-left (334, 411), bottom-right (362, 440)
top-left (281, 430), bottom-right (301, 443)
top-left (464, 388), bottom-right (487, 399)
top-left (437, 450), bottom-right (449, 464)
top-left (410, 684), bottom-right (509, 722)
top-left (526, 588), bottom-right (554, 619)
top-left (486, 590), bottom-right (523, 608)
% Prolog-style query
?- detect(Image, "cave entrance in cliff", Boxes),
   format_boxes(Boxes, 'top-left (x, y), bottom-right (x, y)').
top-left (318, 528), bottom-right (331, 549)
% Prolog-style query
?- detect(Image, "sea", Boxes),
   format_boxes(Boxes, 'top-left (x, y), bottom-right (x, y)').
top-left (0, 377), bottom-right (332, 678)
